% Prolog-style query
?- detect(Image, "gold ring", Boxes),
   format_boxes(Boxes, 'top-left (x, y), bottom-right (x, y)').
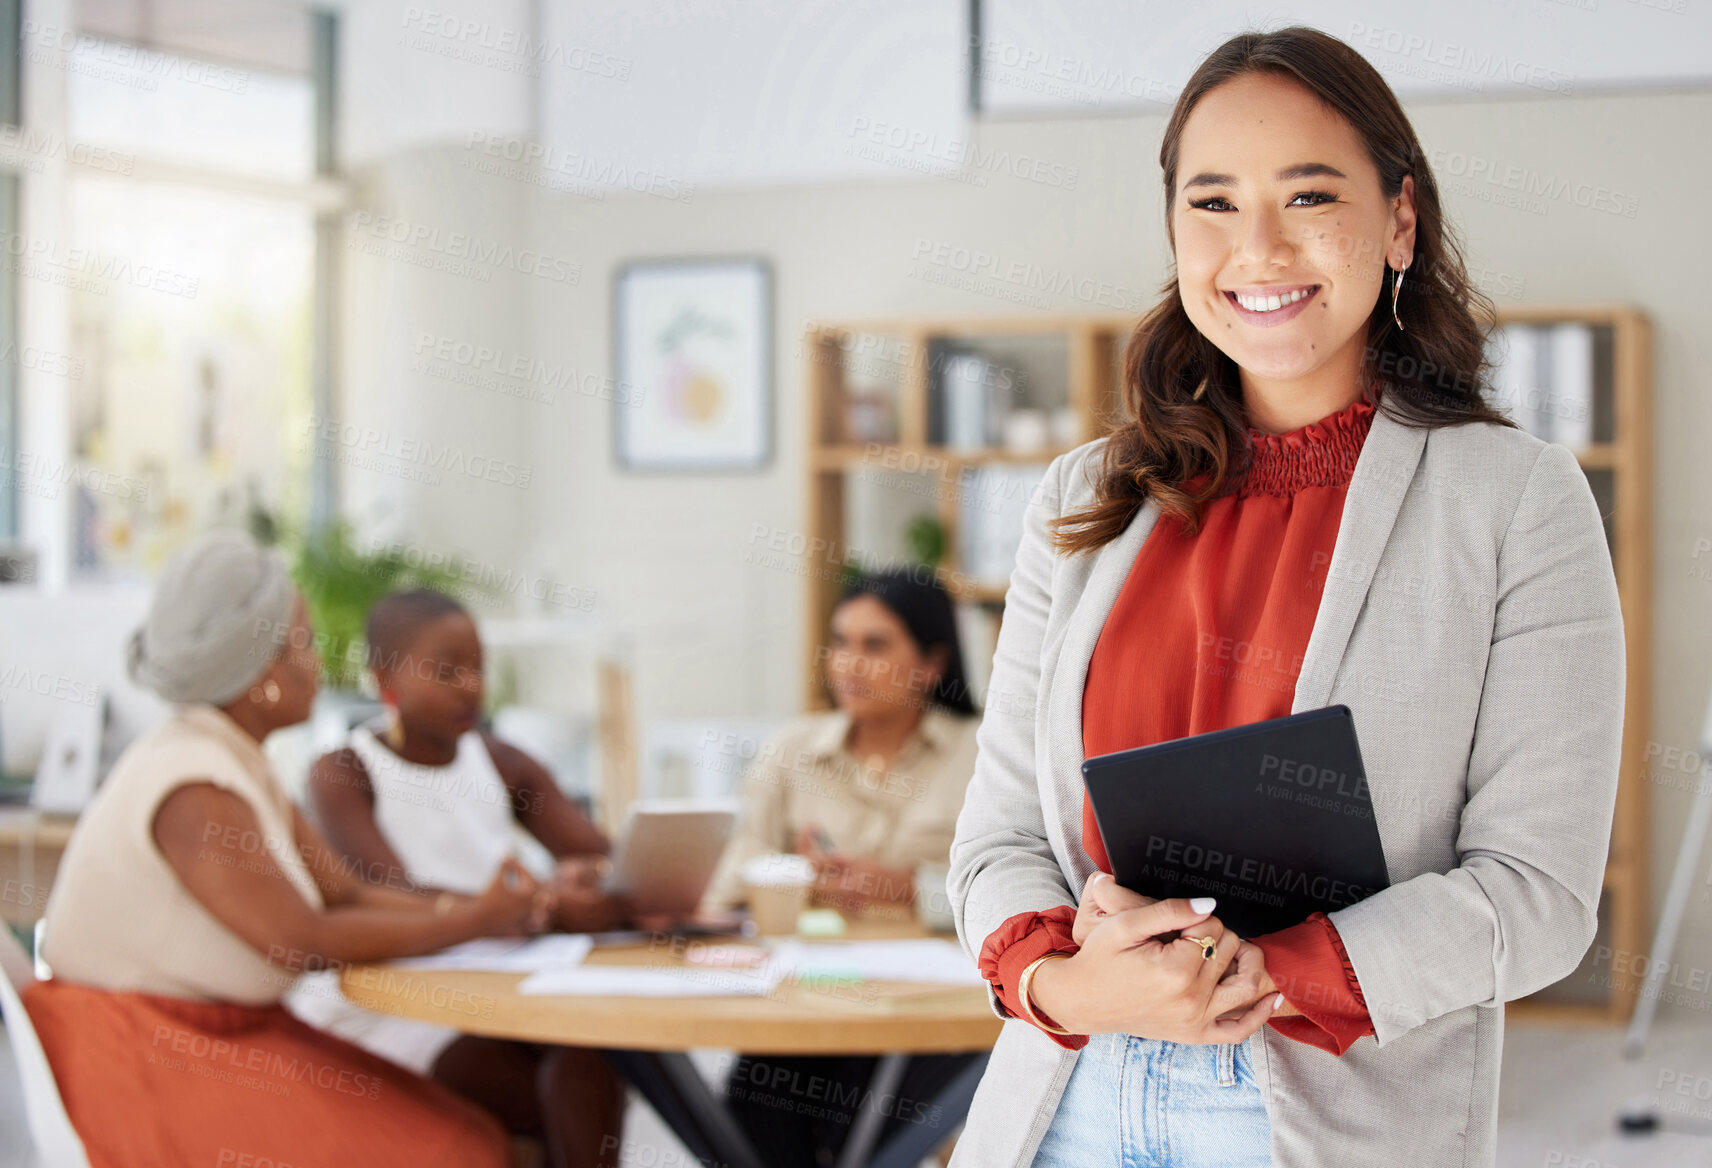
top-left (1181, 934), bottom-right (1217, 960)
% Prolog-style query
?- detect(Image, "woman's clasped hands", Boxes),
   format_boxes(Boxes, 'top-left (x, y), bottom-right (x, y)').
top-left (1028, 872), bottom-right (1289, 1044)
top-left (471, 856), bottom-right (556, 935)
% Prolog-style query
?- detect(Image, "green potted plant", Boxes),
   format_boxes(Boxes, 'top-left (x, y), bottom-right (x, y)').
top-left (906, 515), bottom-right (947, 570)
top-left (835, 515), bottom-right (951, 594)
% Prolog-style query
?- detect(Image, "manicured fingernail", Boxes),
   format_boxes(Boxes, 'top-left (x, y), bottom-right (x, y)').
top-left (1190, 897), bottom-right (1217, 913)
top-left (1273, 994), bottom-right (1285, 1010)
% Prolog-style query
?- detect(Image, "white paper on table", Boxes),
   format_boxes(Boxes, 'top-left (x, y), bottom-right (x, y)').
top-left (517, 963), bottom-right (785, 997)
top-left (389, 934), bottom-right (595, 972)
top-left (767, 939), bottom-right (985, 986)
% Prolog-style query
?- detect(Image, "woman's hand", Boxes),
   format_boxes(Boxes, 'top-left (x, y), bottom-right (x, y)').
top-left (1072, 871), bottom-right (1158, 946)
top-left (1212, 941), bottom-right (1302, 1020)
top-left (547, 856), bottom-right (628, 933)
top-left (1028, 898), bottom-right (1280, 1044)
top-left (553, 855), bottom-right (607, 891)
top-left (795, 826), bottom-right (915, 911)
top-left (472, 857), bottom-right (550, 936)
top-left (1071, 874), bottom-right (1271, 997)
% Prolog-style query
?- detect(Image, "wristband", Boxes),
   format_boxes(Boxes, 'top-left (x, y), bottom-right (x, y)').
top-left (1016, 952), bottom-right (1075, 1036)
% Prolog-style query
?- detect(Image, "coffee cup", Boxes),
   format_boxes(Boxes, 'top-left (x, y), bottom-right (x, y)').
top-left (742, 853), bottom-right (816, 935)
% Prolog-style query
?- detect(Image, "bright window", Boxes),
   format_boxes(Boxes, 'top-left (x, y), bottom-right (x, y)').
top-left (66, 37), bottom-right (315, 182)
top-left (38, 3), bottom-right (333, 581)
top-left (66, 176), bottom-right (314, 578)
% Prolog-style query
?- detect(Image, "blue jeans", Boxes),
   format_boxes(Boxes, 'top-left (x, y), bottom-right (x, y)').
top-left (1031, 1034), bottom-right (1272, 1167)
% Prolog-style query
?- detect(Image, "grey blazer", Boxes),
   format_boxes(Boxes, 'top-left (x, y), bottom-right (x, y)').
top-left (946, 404), bottom-right (1626, 1168)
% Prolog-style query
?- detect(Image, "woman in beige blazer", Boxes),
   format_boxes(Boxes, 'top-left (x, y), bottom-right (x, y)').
top-left (707, 569), bottom-right (985, 1165)
top-left (946, 27), bottom-right (1625, 1168)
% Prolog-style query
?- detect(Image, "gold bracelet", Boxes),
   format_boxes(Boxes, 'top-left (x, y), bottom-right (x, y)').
top-left (433, 891), bottom-right (457, 917)
top-left (1016, 952), bottom-right (1075, 1036)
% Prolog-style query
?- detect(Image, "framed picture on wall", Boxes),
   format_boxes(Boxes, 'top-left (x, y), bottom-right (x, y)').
top-left (613, 257), bottom-right (772, 471)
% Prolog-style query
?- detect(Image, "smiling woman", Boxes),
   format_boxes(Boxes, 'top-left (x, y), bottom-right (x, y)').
top-left (1173, 78), bottom-right (1416, 427)
top-left (1048, 29), bottom-right (1514, 558)
top-left (946, 24), bottom-right (1625, 1168)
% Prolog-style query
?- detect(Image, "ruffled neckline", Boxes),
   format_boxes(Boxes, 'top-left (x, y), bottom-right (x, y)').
top-left (1234, 393), bottom-right (1377, 498)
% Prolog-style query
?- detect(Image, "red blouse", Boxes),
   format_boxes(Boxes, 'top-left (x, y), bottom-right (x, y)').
top-left (980, 392), bottom-right (1381, 1056)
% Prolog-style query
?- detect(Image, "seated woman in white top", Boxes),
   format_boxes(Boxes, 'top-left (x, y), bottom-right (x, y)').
top-left (295, 587), bottom-right (626, 1168)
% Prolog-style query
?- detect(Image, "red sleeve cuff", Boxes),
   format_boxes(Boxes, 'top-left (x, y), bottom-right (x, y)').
top-left (1250, 911), bottom-right (1374, 1056)
top-left (978, 906), bottom-right (1087, 1050)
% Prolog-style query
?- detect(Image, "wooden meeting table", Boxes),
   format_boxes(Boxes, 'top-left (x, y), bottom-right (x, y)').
top-left (339, 917), bottom-right (1001, 1168)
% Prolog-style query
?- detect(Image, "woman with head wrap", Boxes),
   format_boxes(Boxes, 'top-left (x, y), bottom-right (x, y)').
top-left (23, 529), bottom-right (546, 1168)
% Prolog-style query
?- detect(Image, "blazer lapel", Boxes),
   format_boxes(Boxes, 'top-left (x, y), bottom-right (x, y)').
top-left (1289, 405), bottom-right (1427, 713)
top-left (1042, 492), bottom-right (1162, 893)
top-left (1042, 405), bottom-right (1428, 889)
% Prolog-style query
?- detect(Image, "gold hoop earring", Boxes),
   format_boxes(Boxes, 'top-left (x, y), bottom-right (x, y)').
top-left (250, 680), bottom-right (281, 705)
top-left (1390, 261), bottom-right (1408, 333)
top-left (1191, 376), bottom-right (1208, 401)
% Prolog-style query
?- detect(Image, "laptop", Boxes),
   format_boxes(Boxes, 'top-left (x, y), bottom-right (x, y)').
top-left (601, 801), bottom-right (738, 917)
top-left (1080, 705), bottom-right (1390, 937)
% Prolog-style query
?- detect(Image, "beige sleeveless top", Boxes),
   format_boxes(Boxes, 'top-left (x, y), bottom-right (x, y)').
top-left (40, 703), bottom-right (323, 1005)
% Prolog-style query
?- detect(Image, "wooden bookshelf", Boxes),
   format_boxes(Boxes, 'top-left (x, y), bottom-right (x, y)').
top-left (1496, 303), bottom-right (1653, 1025)
top-left (800, 314), bottom-right (1133, 714)
top-left (801, 307), bottom-right (1652, 1023)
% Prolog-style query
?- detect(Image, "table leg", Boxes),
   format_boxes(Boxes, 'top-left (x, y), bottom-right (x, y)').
top-left (862, 1053), bottom-right (987, 1168)
top-left (831, 1053), bottom-right (909, 1168)
top-left (602, 1049), bottom-right (769, 1168)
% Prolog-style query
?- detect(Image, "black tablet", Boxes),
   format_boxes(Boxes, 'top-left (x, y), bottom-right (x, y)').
top-left (1080, 704), bottom-right (1391, 937)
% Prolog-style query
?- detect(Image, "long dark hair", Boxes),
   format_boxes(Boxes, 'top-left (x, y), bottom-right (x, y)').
top-left (834, 570), bottom-right (979, 717)
top-left (1053, 26), bottom-right (1516, 555)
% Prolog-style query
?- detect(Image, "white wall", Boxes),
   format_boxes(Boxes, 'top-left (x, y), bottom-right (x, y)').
top-left (338, 0), bottom-right (534, 165)
top-left (335, 147), bottom-right (540, 572)
top-left (539, 0), bottom-right (966, 188)
top-left (979, 0), bottom-right (1712, 113)
top-left (0, 586), bottom-right (163, 775)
